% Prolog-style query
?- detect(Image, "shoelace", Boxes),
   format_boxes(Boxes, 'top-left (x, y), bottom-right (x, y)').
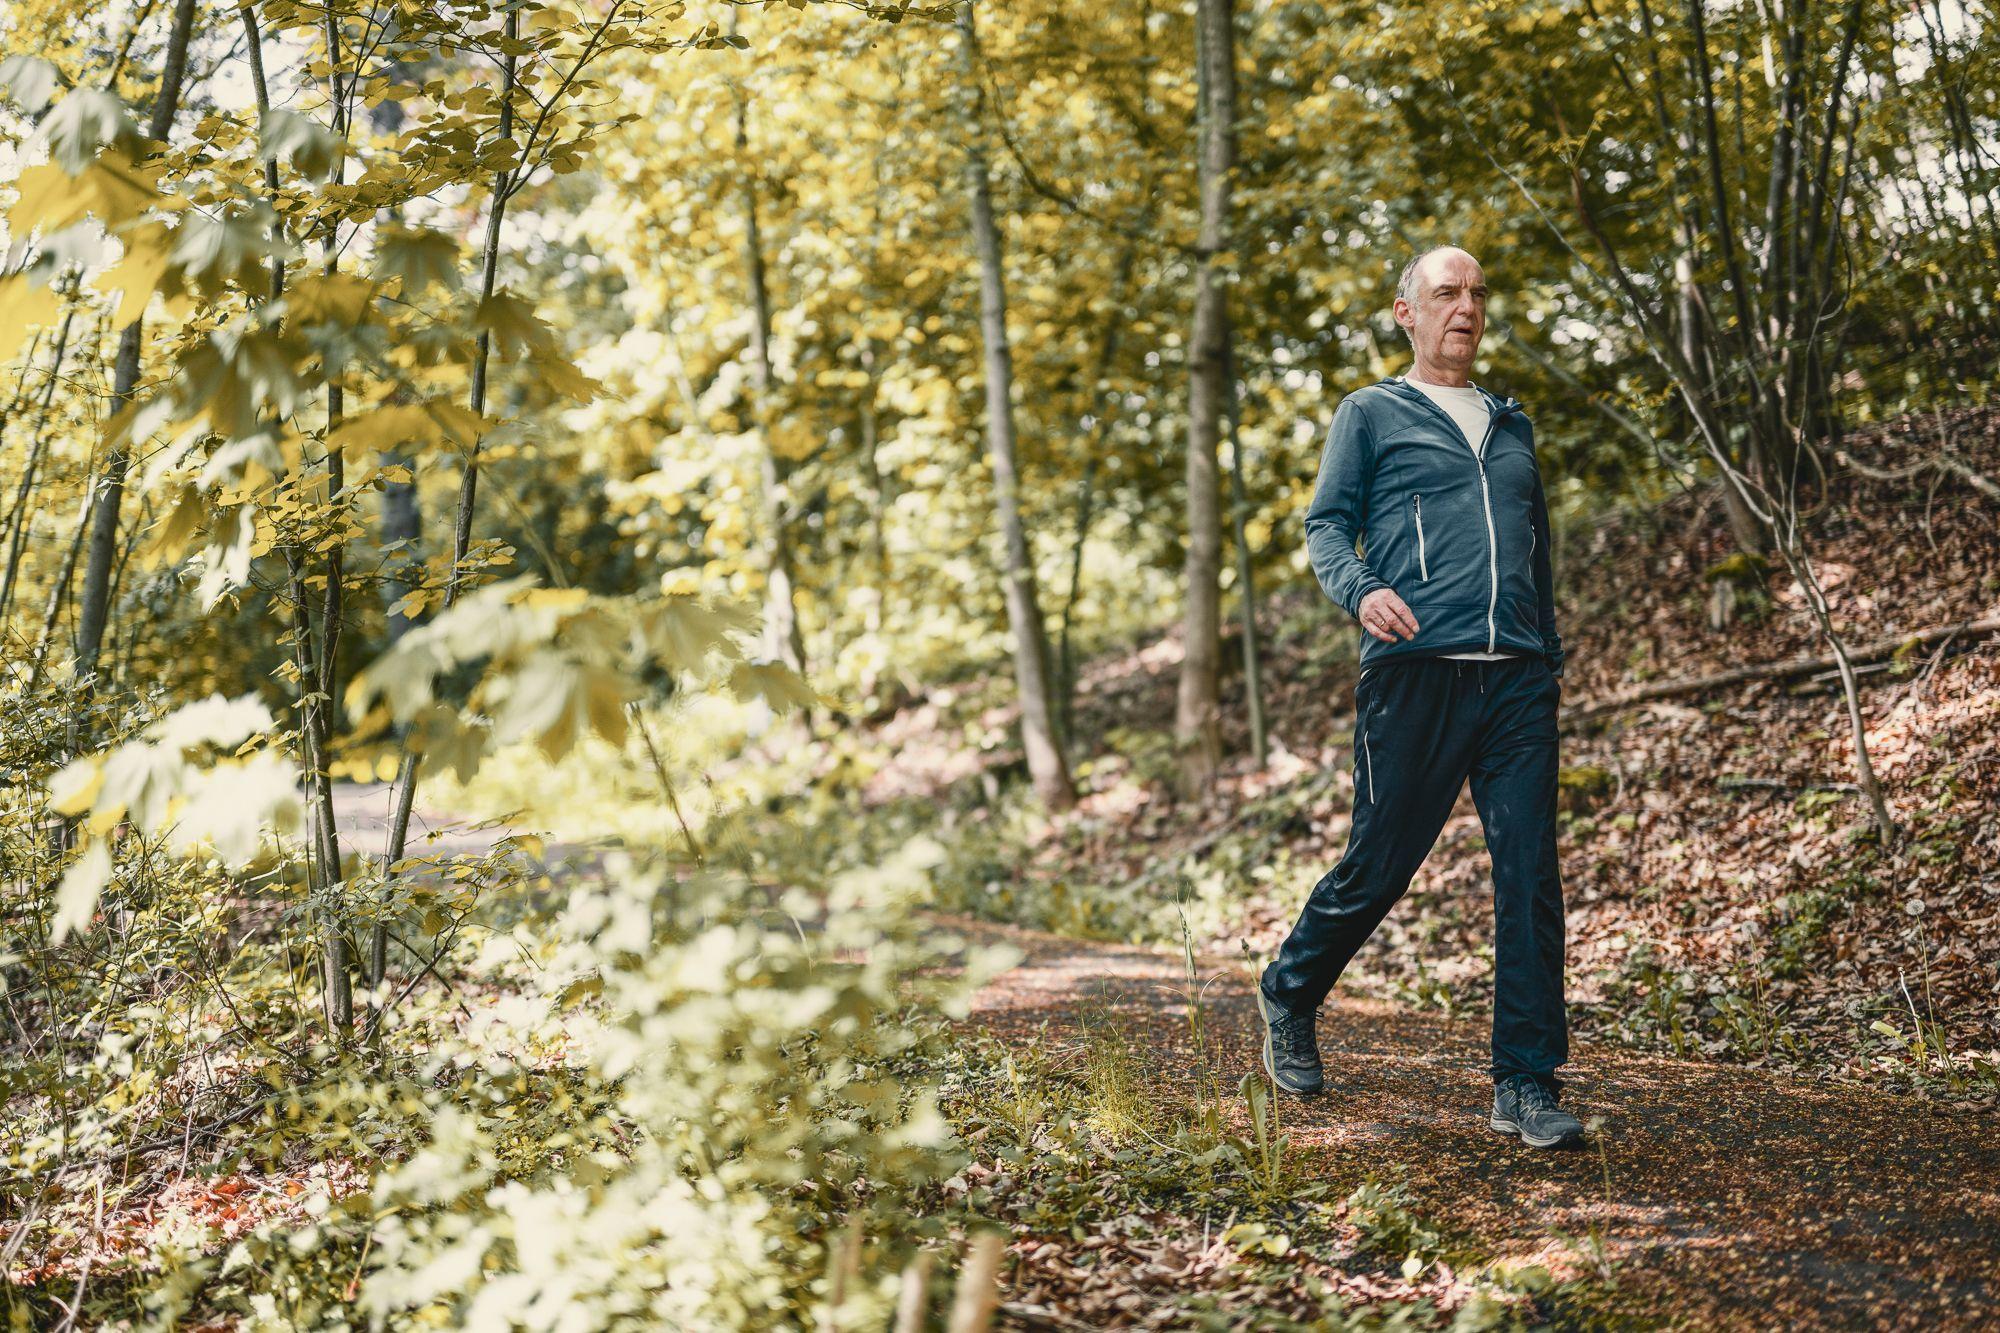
top-left (1508, 1076), bottom-right (1559, 1116)
top-left (1272, 1006), bottom-right (1323, 1063)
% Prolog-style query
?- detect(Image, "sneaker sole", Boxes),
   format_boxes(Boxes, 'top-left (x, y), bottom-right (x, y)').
top-left (1488, 1113), bottom-right (1583, 1149)
top-left (1256, 985), bottom-right (1324, 1098)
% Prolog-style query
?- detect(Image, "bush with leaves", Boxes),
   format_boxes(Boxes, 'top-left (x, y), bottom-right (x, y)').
top-left (353, 839), bottom-right (1016, 1329)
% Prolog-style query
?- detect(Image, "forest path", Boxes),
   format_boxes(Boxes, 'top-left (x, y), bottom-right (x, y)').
top-left (940, 912), bottom-right (2000, 1331)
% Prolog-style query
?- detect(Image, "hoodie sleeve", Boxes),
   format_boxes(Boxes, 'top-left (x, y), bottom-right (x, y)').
top-left (1303, 394), bottom-right (1392, 620)
top-left (1527, 434), bottom-right (1565, 679)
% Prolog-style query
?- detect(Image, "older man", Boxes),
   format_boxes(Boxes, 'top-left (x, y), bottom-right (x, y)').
top-left (1254, 245), bottom-right (1584, 1149)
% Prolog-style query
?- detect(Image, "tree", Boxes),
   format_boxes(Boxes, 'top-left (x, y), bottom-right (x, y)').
top-left (957, 0), bottom-right (1076, 811)
top-left (71, 0), bottom-right (198, 694)
top-left (1176, 0), bottom-right (1239, 790)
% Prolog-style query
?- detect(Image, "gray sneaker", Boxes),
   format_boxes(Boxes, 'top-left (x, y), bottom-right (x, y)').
top-left (1490, 1074), bottom-right (1585, 1148)
top-left (1256, 979), bottom-right (1325, 1097)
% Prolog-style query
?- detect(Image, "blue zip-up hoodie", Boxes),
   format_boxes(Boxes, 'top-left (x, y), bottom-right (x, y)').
top-left (1304, 375), bottom-right (1564, 676)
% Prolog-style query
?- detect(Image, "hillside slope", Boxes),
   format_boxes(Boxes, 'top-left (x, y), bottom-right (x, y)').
top-left (852, 406), bottom-right (2000, 1099)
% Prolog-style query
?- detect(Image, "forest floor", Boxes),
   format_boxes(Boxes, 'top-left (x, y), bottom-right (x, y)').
top-left (939, 910), bottom-right (2000, 1330)
top-left (795, 404), bottom-right (2000, 1326)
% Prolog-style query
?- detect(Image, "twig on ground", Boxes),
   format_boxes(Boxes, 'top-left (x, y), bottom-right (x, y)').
top-left (1562, 615), bottom-right (2000, 724)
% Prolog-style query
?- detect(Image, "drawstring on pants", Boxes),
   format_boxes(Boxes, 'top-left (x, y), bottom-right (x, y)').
top-left (1453, 660), bottom-right (1486, 693)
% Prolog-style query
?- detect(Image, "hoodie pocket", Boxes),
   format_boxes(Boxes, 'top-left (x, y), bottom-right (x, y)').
top-left (1412, 495), bottom-right (1430, 581)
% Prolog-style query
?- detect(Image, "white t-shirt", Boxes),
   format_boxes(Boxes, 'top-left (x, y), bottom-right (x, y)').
top-left (1407, 375), bottom-right (1494, 457)
top-left (1405, 375), bottom-right (1515, 661)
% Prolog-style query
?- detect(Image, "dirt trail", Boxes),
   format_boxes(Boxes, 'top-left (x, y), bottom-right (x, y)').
top-left (942, 912), bottom-right (2000, 1331)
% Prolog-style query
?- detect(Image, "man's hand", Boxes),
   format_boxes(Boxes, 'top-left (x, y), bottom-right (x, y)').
top-left (1358, 589), bottom-right (1420, 643)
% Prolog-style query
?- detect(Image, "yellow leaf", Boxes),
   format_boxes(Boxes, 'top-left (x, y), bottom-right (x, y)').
top-left (146, 693), bottom-right (274, 753)
top-left (47, 758), bottom-right (103, 817)
top-left (0, 275), bottom-right (65, 362)
top-left (326, 401), bottom-right (492, 457)
top-left (286, 273), bottom-right (377, 326)
top-left (728, 662), bottom-right (819, 713)
top-left (52, 841), bottom-right (112, 943)
top-left (638, 597), bottom-right (757, 672)
top-left (91, 220), bottom-right (176, 321)
top-left (168, 753), bottom-right (304, 865)
top-left (8, 150), bottom-right (164, 235)
top-left (143, 484), bottom-right (206, 567)
top-left (473, 291), bottom-right (554, 358)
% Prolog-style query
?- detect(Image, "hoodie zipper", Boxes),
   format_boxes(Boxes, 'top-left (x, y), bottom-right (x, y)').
top-left (1413, 495), bottom-right (1429, 580)
top-left (1473, 415), bottom-right (1500, 651)
top-left (1391, 379), bottom-right (1516, 654)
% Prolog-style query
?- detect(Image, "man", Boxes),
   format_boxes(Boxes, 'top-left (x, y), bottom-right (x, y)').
top-left (1254, 245), bottom-right (1585, 1149)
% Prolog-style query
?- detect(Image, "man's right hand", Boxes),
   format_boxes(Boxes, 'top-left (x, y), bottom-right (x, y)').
top-left (1358, 589), bottom-right (1420, 643)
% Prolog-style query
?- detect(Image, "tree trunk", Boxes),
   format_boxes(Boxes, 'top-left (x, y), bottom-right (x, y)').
top-left (376, 11), bottom-right (522, 1011)
top-left (244, 0), bottom-right (351, 1033)
top-left (957, 0), bottom-right (1075, 812)
top-left (0, 317), bottom-right (73, 625)
top-left (71, 0), bottom-right (199, 691)
top-left (1177, 0), bottom-right (1237, 790)
top-left (730, 19), bottom-right (809, 681)
top-left (1224, 336), bottom-right (1265, 768)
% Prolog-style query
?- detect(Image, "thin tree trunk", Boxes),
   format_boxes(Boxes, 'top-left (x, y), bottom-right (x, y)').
top-left (30, 492), bottom-right (91, 688)
top-left (1054, 240), bottom-right (1142, 745)
top-left (856, 340), bottom-right (890, 702)
top-left (376, 11), bottom-right (523, 992)
top-left (731, 18), bottom-right (808, 681)
top-left (71, 0), bottom-right (198, 691)
top-left (957, 0), bottom-right (1075, 811)
top-left (0, 318), bottom-right (72, 624)
top-left (1176, 0), bottom-right (1237, 790)
top-left (1223, 335), bottom-right (1264, 767)
top-left (1055, 456), bottom-right (1095, 750)
top-left (243, 0), bottom-right (351, 1032)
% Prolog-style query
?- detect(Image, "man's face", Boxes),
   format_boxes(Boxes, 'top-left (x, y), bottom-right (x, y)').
top-left (1394, 249), bottom-right (1488, 373)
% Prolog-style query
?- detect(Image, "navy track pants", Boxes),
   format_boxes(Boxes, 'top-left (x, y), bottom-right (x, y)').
top-left (1261, 653), bottom-right (1569, 1084)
